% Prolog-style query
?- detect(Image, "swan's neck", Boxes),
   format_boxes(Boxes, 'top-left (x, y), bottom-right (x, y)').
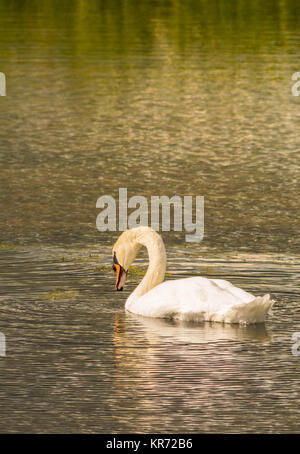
top-left (125, 230), bottom-right (167, 308)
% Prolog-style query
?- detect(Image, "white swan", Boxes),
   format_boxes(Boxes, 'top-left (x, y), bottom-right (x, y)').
top-left (112, 226), bottom-right (274, 324)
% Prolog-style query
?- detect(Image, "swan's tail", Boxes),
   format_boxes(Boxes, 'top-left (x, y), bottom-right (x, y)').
top-left (219, 294), bottom-right (275, 325)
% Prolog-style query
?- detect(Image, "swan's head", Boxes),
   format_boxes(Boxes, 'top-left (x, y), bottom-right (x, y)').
top-left (112, 228), bottom-right (142, 291)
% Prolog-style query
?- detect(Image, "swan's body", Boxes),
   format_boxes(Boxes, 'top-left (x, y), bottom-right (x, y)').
top-left (112, 226), bottom-right (274, 325)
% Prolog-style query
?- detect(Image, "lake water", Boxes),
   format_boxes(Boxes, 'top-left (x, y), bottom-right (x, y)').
top-left (0, 0), bottom-right (299, 433)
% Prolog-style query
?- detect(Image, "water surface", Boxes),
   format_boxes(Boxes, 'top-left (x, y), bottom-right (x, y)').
top-left (0, 0), bottom-right (299, 433)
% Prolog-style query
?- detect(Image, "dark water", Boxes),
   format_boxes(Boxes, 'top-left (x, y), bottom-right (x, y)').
top-left (0, 0), bottom-right (299, 433)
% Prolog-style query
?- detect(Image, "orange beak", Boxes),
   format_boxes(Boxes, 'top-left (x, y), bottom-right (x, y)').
top-left (115, 264), bottom-right (121, 288)
top-left (114, 263), bottom-right (127, 291)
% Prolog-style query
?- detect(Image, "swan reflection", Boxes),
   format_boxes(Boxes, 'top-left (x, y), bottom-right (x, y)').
top-left (109, 313), bottom-right (273, 432)
top-left (115, 311), bottom-right (272, 347)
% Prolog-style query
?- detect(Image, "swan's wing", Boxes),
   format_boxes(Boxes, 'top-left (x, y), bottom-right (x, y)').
top-left (209, 279), bottom-right (254, 302)
top-left (126, 277), bottom-right (255, 319)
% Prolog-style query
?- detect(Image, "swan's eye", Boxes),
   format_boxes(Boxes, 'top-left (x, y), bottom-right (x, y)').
top-left (112, 265), bottom-right (116, 272)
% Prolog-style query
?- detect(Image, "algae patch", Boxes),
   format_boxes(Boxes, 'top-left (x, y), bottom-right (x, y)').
top-left (42, 287), bottom-right (78, 301)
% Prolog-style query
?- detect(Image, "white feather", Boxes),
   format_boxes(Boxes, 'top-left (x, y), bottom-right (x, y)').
top-left (113, 227), bottom-right (275, 325)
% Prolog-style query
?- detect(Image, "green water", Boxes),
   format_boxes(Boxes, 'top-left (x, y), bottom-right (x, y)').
top-left (0, 0), bottom-right (299, 433)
